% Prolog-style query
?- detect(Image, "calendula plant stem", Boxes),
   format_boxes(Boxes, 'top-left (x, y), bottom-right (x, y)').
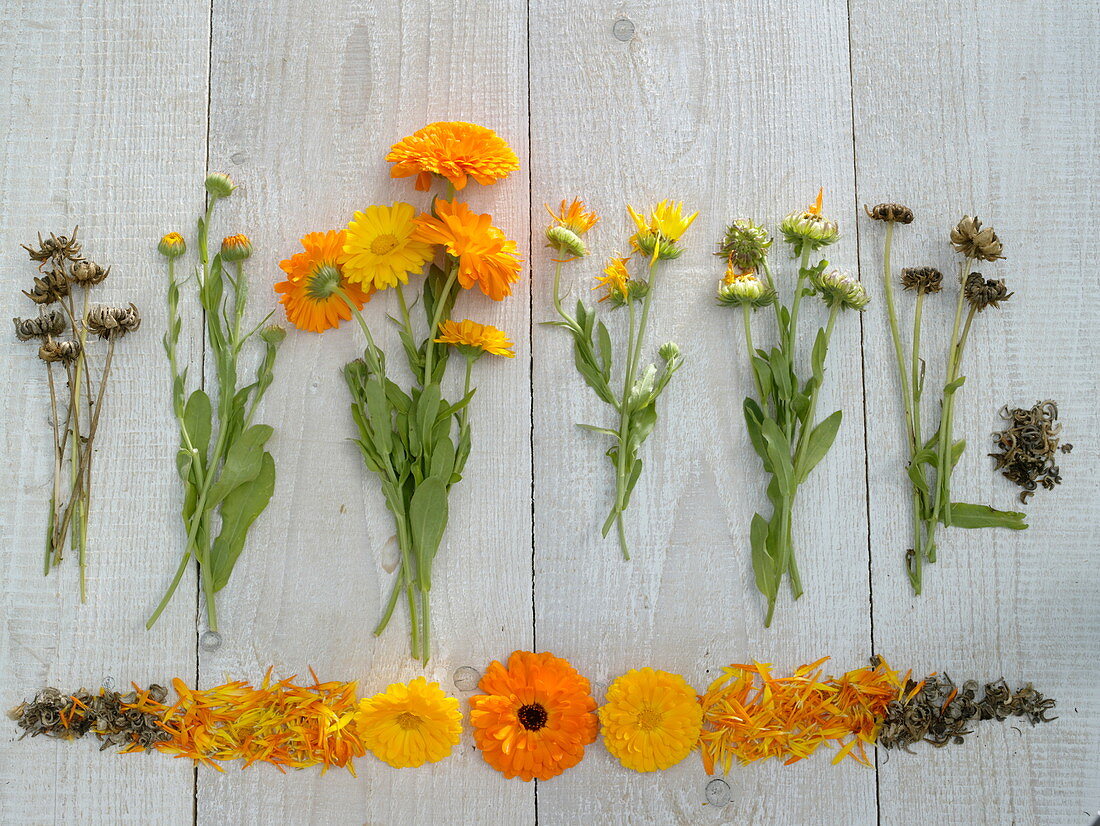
top-left (742, 304), bottom-right (765, 399)
top-left (421, 264), bottom-right (458, 384)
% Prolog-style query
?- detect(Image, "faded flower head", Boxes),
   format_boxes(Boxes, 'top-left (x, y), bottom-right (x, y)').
top-left (545, 199), bottom-right (599, 258)
top-left (13, 310), bottom-right (66, 341)
top-left (86, 304), bottom-right (142, 339)
top-left (718, 219), bottom-right (771, 269)
top-left (964, 273), bottom-right (1012, 311)
top-left (864, 203), bottom-right (914, 224)
top-left (70, 261), bottom-right (110, 286)
top-left (951, 215), bottom-right (1004, 261)
top-left (204, 172), bottom-right (237, 199)
top-left (22, 229), bottom-right (82, 265)
top-left (593, 255), bottom-right (633, 305)
top-left (260, 324), bottom-right (287, 345)
top-left (901, 266), bottom-right (943, 294)
top-left (780, 189), bottom-right (839, 252)
top-left (158, 232), bottom-right (187, 259)
top-left (717, 266), bottom-right (774, 308)
top-left (810, 269), bottom-right (869, 311)
top-left (220, 233), bottom-right (252, 262)
top-left (23, 271), bottom-right (71, 305)
top-left (627, 200), bottom-right (698, 261)
top-left (38, 339), bottom-right (82, 364)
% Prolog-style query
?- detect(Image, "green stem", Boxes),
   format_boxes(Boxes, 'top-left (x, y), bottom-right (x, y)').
top-left (612, 282), bottom-right (640, 561)
top-left (421, 264), bottom-right (459, 386)
top-left (932, 259), bottom-right (972, 528)
top-left (880, 222), bottom-right (916, 452)
top-left (787, 247), bottom-right (811, 357)
top-left (743, 303), bottom-right (765, 400)
top-left (793, 304), bottom-right (839, 463)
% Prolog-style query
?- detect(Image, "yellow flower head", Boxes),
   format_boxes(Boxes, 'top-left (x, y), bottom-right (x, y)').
top-left (599, 668), bottom-right (703, 773)
top-left (435, 318), bottom-right (515, 358)
top-left (342, 202), bottom-right (435, 291)
top-left (593, 255), bottom-right (632, 303)
top-left (627, 200), bottom-right (698, 261)
top-left (355, 676), bottom-right (462, 769)
top-left (387, 121), bottom-right (520, 192)
top-left (545, 199), bottom-right (600, 259)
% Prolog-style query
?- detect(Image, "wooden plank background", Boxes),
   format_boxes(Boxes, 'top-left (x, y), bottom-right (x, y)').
top-left (1, 1), bottom-right (1096, 824)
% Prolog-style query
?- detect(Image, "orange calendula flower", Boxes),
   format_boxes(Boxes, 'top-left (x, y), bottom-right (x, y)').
top-left (593, 255), bottom-right (632, 303)
top-left (545, 198), bottom-right (599, 259)
top-left (469, 651), bottom-right (598, 781)
top-left (342, 202), bottom-right (434, 291)
top-left (387, 121), bottom-right (520, 192)
top-left (434, 319), bottom-right (515, 358)
top-left (355, 677), bottom-right (462, 768)
top-left (275, 230), bottom-right (372, 333)
top-left (412, 200), bottom-right (522, 301)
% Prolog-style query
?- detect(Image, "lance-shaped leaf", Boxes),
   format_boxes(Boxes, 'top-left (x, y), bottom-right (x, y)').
top-left (210, 452), bottom-right (276, 591)
top-left (206, 424), bottom-right (273, 507)
top-left (411, 476), bottom-right (449, 591)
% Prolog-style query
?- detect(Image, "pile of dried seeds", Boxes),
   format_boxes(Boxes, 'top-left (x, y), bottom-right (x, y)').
top-left (8, 685), bottom-right (171, 752)
top-left (990, 400), bottom-right (1071, 502)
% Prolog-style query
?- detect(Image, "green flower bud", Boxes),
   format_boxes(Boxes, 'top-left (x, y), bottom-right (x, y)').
top-left (220, 233), bottom-right (252, 262)
top-left (260, 324), bottom-right (287, 345)
top-left (545, 225), bottom-right (588, 258)
top-left (658, 341), bottom-right (680, 362)
top-left (158, 232), bottom-right (187, 259)
top-left (809, 269), bottom-right (869, 311)
top-left (718, 219), bottom-right (771, 268)
top-left (204, 172), bottom-right (237, 199)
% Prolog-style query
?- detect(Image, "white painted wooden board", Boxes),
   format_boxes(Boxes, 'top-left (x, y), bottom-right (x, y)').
top-left (0, 1), bottom-right (1096, 825)
top-left (0, 1), bottom-right (208, 824)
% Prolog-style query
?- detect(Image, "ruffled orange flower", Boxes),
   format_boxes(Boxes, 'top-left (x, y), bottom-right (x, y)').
top-left (469, 651), bottom-right (597, 781)
top-left (434, 319), bottom-right (515, 358)
top-left (387, 122), bottom-right (520, 192)
top-left (412, 200), bottom-right (522, 301)
top-left (275, 230), bottom-right (372, 333)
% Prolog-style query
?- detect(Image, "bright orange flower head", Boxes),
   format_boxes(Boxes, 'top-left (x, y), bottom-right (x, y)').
top-left (469, 651), bottom-right (598, 781)
top-left (275, 230), bottom-right (373, 333)
top-left (412, 200), bottom-right (522, 301)
top-left (434, 319), bottom-right (515, 358)
top-left (387, 122), bottom-right (520, 192)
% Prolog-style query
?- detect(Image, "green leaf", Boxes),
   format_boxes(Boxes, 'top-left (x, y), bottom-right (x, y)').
top-left (628, 403), bottom-right (658, 451)
top-left (942, 502), bottom-right (1027, 530)
top-left (410, 476), bottom-right (449, 590)
top-left (811, 327), bottom-right (827, 382)
top-left (742, 398), bottom-right (770, 466)
top-left (416, 384), bottom-right (442, 448)
top-left (769, 349), bottom-right (792, 399)
top-left (364, 379), bottom-right (393, 455)
top-left (950, 439), bottom-right (966, 468)
top-left (577, 423), bottom-right (619, 438)
top-left (206, 424), bottom-right (274, 507)
top-left (596, 321), bottom-right (613, 380)
top-left (750, 355), bottom-right (772, 399)
top-left (760, 418), bottom-right (794, 497)
top-left (749, 513), bottom-right (776, 600)
top-left (943, 375), bottom-right (966, 395)
top-left (912, 447), bottom-right (937, 466)
top-left (430, 437), bottom-right (456, 482)
top-left (209, 452), bottom-right (276, 591)
top-left (795, 410), bottom-right (842, 483)
top-left (907, 461), bottom-right (931, 494)
top-left (183, 389), bottom-right (212, 461)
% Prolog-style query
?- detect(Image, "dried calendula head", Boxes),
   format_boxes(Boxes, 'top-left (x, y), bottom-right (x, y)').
top-left (950, 215), bottom-right (1004, 261)
top-left (13, 310), bottom-right (67, 341)
top-left (86, 304), bottom-right (142, 339)
top-left (964, 272), bottom-right (1012, 311)
top-left (38, 339), bottom-right (82, 364)
top-left (23, 271), bottom-right (71, 305)
top-left (901, 266), bottom-right (943, 294)
top-left (69, 260), bottom-right (110, 286)
top-left (22, 228), bottom-right (82, 265)
top-left (864, 203), bottom-right (914, 224)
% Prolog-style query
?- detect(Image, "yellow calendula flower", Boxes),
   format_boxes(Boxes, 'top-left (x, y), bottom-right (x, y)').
top-left (355, 677), bottom-right (462, 769)
top-left (434, 318), bottom-right (515, 358)
top-left (599, 667), bottom-right (703, 772)
top-left (627, 200), bottom-right (698, 261)
top-left (593, 255), bottom-right (632, 304)
top-left (545, 198), bottom-right (600, 259)
top-left (342, 202), bottom-right (435, 291)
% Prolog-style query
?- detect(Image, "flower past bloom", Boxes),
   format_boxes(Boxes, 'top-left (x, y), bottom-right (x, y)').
top-left (386, 121), bottom-right (520, 192)
top-left (717, 266), bottom-right (773, 308)
top-left (275, 230), bottom-right (373, 333)
top-left (718, 219), bottom-right (771, 269)
top-left (412, 200), bottom-right (522, 301)
top-left (627, 200), bottom-right (698, 261)
top-left (950, 215), bottom-right (1004, 261)
top-left (342, 202), bottom-right (434, 292)
top-left (593, 255), bottom-right (632, 304)
top-left (434, 318), bottom-right (515, 358)
top-left (809, 269), bottom-right (870, 311)
top-left (779, 188), bottom-right (839, 252)
top-left (545, 198), bottom-right (599, 259)
top-left (599, 668), bottom-right (703, 773)
top-left (469, 651), bottom-right (597, 781)
top-left (354, 676), bottom-right (462, 769)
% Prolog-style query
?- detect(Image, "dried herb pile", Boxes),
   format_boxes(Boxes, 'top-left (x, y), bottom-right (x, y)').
top-left (9, 685), bottom-right (170, 752)
top-left (991, 400), bottom-right (1071, 502)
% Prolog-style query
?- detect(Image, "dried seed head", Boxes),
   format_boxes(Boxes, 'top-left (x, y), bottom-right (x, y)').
top-left (901, 266), bottom-right (943, 294)
top-left (964, 272), bottom-right (1012, 311)
top-left (950, 215), bottom-right (1004, 261)
top-left (38, 339), bottom-right (82, 364)
top-left (780, 189), bottom-right (839, 252)
top-left (809, 268), bottom-right (870, 311)
top-left (86, 304), bottom-right (142, 339)
top-left (13, 310), bottom-right (67, 341)
top-left (991, 400), bottom-right (1068, 502)
top-left (23, 271), bottom-right (71, 305)
top-left (69, 261), bottom-right (110, 286)
top-left (864, 203), bottom-right (914, 224)
top-left (21, 228), bottom-right (82, 265)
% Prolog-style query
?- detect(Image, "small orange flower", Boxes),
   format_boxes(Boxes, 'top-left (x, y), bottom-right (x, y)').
top-left (435, 319), bottom-right (515, 358)
top-left (593, 255), bottom-right (631, 302)
top-left (469, 651), bottom-right (598, 781)
top-left (412, 200), bottom-right (522, 301)
top-left (545, 199), bottom-right (599, 236)
top-left (387, 122), bottom-right (520, 192)
top-left (275, 230), bottom-right (372, 333)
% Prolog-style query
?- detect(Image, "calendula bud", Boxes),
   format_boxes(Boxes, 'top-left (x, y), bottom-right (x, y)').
top-left (545, 225), bottom-right (588, 258)
top-left (718, 219), bottom-right (771, 268)
top-left (780, 189), bottom-right (839, 252)
top-left (809, 269), bottom-right (869, 311)
top-left (220, 233), bottom-right (252, 262)
top-left (204, 172), bottom-right (237, 199)
top-left (717, 267), bottom-right (774, 308)
top-left (158, 232), bottom-right (187, 259)
top-left (950, 216), bottom-right (1004, 261)
top-left (658, 341), bottom-right (680, 362)
top-left (260, 324), bottom-right (287, 345)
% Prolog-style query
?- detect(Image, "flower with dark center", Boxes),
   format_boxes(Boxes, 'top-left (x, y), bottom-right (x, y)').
top-left (950, 215), bottom-right (1004, 261)
top-left (963, 272), bottom-right (1012, 311)
top-left (864, 203), bottom-right (914, 224)
top-left (517, 702), bottom-right (548, 731)
top-left (900, 266), bottom-right (943, 294)
top-left (13, 310), bottom-right (66, 341)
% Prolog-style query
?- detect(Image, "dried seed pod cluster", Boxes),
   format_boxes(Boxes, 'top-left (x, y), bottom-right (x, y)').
top-left (9, 685), bottom-right (171, 751)
top-left (991, 400), bottom-right (1071, 502)
top-left (900, 266), bottom-right (943, 294)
